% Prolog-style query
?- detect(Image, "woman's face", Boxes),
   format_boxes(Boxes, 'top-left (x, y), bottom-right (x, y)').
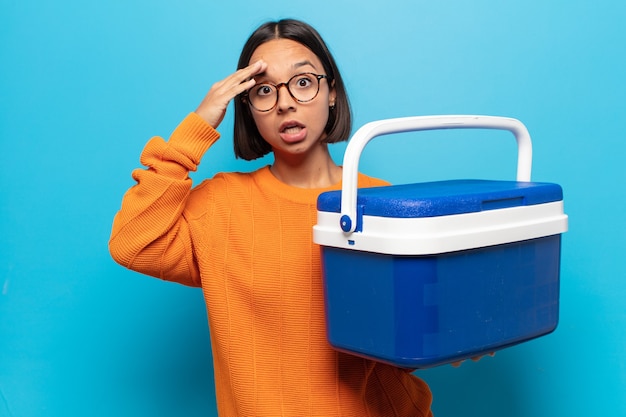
top-left (248, 38), bottom-right (336, 160)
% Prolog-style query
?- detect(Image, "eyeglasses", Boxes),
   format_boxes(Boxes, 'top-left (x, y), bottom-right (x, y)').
top-left (245, 73), bottom-right (328, 112)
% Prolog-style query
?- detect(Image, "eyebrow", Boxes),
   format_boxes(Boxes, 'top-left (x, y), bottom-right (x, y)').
top-left (255, 60), bottom-right (318, 79)
top-left (293, 60), bottom-right (317, 70)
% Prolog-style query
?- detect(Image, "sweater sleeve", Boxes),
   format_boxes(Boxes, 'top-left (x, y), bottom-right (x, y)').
top-left (109, 113), bottom-right (220, 287)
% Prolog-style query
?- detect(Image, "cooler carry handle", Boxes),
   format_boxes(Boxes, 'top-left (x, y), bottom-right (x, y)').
top-left (339, 115), bottom-right (533, 233)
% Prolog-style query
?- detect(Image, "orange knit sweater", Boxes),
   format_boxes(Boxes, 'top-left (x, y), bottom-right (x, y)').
top-left (109, 113), bottom-right (433, 417)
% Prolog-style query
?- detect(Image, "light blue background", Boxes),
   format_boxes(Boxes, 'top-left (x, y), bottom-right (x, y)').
top-left (1, 0), bottom-right (624, 416)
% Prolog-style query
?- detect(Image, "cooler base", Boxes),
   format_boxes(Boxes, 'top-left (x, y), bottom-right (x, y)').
top-left (321, 235), bottom-right (561, 368)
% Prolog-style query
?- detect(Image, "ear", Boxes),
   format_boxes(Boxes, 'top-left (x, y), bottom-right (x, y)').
top-left (329, 79), bottom-right (337, 107)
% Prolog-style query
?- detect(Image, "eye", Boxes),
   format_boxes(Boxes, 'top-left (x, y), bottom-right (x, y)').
top-left (292, 75), bottom-right (314, 89)
top-left (254, 84), bottom-right (275, 97)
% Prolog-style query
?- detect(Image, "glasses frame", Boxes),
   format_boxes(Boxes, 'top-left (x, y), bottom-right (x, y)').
top-left (245, 73), bottom-right (329, 112)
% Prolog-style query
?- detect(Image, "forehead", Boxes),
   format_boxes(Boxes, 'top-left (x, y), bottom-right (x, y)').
top-left (249, 38), bottom-right (323, 74)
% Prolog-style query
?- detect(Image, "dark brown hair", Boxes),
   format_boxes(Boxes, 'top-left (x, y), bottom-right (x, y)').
top-left (233, 19), bottom-right (352, 160)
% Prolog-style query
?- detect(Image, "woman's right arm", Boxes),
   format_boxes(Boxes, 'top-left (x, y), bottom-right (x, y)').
top-left (109, 60), bottom-right (267, 286)
top-left (108, 113), bottom-right (220, 286)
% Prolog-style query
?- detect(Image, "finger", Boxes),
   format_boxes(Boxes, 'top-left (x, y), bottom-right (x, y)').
top-left (229, 60), bottom-right (267, 95)
top-left (206, 63), bottom-right (261, 104)
top-left (241, 59), bottom-right (267, 79)
top-left (222, 60), bottom-right (266, 90)
top-left (471, 352), bottom-right (496, 362)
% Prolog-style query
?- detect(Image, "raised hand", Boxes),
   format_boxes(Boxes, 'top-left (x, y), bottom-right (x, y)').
top-left (195, 60), bottom-right (267, 129)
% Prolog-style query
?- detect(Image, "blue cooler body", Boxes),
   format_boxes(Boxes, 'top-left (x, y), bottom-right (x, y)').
top-left (313, 115), bottom-right (568, 368)
top-left (316, 180), bottom-right (566, 368)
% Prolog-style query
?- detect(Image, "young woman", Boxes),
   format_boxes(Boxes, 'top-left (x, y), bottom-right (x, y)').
top-left (109, 19), bottom-right (433, 416)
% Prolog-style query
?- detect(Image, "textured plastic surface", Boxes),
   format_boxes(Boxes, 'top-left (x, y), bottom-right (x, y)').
top-left (317, 179), bottom-right (563, 218)
top-left (322, 235), bottom-right (561, 368)
top-left (314, 181), bottom-right (567, 255)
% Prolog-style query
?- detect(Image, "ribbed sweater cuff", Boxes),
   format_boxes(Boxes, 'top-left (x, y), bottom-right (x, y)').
top-left (167, 112), bottom-right (221, 166)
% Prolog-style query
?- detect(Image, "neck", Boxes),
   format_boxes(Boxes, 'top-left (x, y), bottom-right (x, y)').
top-left (270, 146), bottom-right (342, 189)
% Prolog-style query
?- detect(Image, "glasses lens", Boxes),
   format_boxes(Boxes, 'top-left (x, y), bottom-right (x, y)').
top-left (287, 73), bottom-right (320, 102)
top-left (249, 84), bottom-right (277, 112)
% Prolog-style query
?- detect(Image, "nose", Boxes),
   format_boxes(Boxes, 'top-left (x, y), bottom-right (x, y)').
top-left (276, 83), bottom-right (296, 112)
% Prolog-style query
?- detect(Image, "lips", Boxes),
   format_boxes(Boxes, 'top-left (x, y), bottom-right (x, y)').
top-left (279, 120), bottom-right (307, 143)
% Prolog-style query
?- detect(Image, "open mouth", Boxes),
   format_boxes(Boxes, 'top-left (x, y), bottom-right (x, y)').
top-left (279, 121), bottom-right (307, 143)
top-left (280, 121), bottom-right (305, 134)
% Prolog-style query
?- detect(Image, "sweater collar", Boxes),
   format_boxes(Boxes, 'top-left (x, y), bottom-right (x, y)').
top-left (253, 166), bottom-right (342, 204)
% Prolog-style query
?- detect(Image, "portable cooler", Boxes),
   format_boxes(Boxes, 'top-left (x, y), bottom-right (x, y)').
top-left (313, 115), bottom-right (568, 368)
